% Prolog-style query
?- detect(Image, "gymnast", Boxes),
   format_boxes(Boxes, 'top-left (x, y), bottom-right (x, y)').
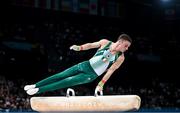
top-left (24, 34), bottom-right (132, 95)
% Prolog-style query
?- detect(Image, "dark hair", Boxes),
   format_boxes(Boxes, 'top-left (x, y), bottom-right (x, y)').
top-left (118, 34), bottom-right (132, 43)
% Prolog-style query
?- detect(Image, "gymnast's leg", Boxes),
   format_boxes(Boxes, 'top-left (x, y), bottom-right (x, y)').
top-left (24, 63), bottom-right (80, 91)
top-left (36, 64), bottom-right (80, 88)
top-left (27, 73), bottom-right (97, 95)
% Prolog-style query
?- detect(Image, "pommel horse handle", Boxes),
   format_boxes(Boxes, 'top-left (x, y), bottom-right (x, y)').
top-left (66, 88), bottom-right (75, 97)
top-left (94, 88), bottom-right (103, 96)
top-left (66, 88), bottom-right (103, 97)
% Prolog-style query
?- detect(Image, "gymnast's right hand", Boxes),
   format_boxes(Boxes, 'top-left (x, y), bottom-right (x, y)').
top-left (70, 45), bottom-right (81, 51)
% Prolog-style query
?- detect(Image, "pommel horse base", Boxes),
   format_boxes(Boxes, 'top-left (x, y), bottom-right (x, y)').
top-left (30, 88), bottom-right (141, 112)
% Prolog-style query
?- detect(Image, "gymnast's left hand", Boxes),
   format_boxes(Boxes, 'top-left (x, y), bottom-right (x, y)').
top-left (95, 85), bottom-right (103, 92)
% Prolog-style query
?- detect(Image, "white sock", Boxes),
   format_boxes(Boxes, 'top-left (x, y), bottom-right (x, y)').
top-left (24, 84), bottom-right (36, 91)
top-left (27, 88), bottom-right (39, 95)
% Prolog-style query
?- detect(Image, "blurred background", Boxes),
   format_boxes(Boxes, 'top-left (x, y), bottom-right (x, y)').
top-left (0, 0), bottom-right (180, 112)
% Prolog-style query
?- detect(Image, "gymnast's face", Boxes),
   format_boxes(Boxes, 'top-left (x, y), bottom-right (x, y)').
top-left (115, 40), bottom-right (131, 52)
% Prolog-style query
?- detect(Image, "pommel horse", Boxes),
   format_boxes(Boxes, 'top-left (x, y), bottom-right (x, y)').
top-left (30, 88), bottom-right (141, 112)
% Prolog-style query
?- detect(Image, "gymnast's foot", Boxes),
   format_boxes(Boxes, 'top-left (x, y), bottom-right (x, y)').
top-left (27, 88), bottom-right (39, 95)
top-left (24, 84), bottom-right (36, 91)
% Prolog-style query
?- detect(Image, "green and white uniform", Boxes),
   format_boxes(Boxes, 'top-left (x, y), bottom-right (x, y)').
top-left (89, 41), bottom-right (122, 76)
top-left (35, 41), bottom-right (122, 94)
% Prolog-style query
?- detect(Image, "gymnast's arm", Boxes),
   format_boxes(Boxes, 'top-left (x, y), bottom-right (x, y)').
top-left (96, 54), bottom-right (125, 91)
top-left (70, 39), bottom-right (109, 51)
